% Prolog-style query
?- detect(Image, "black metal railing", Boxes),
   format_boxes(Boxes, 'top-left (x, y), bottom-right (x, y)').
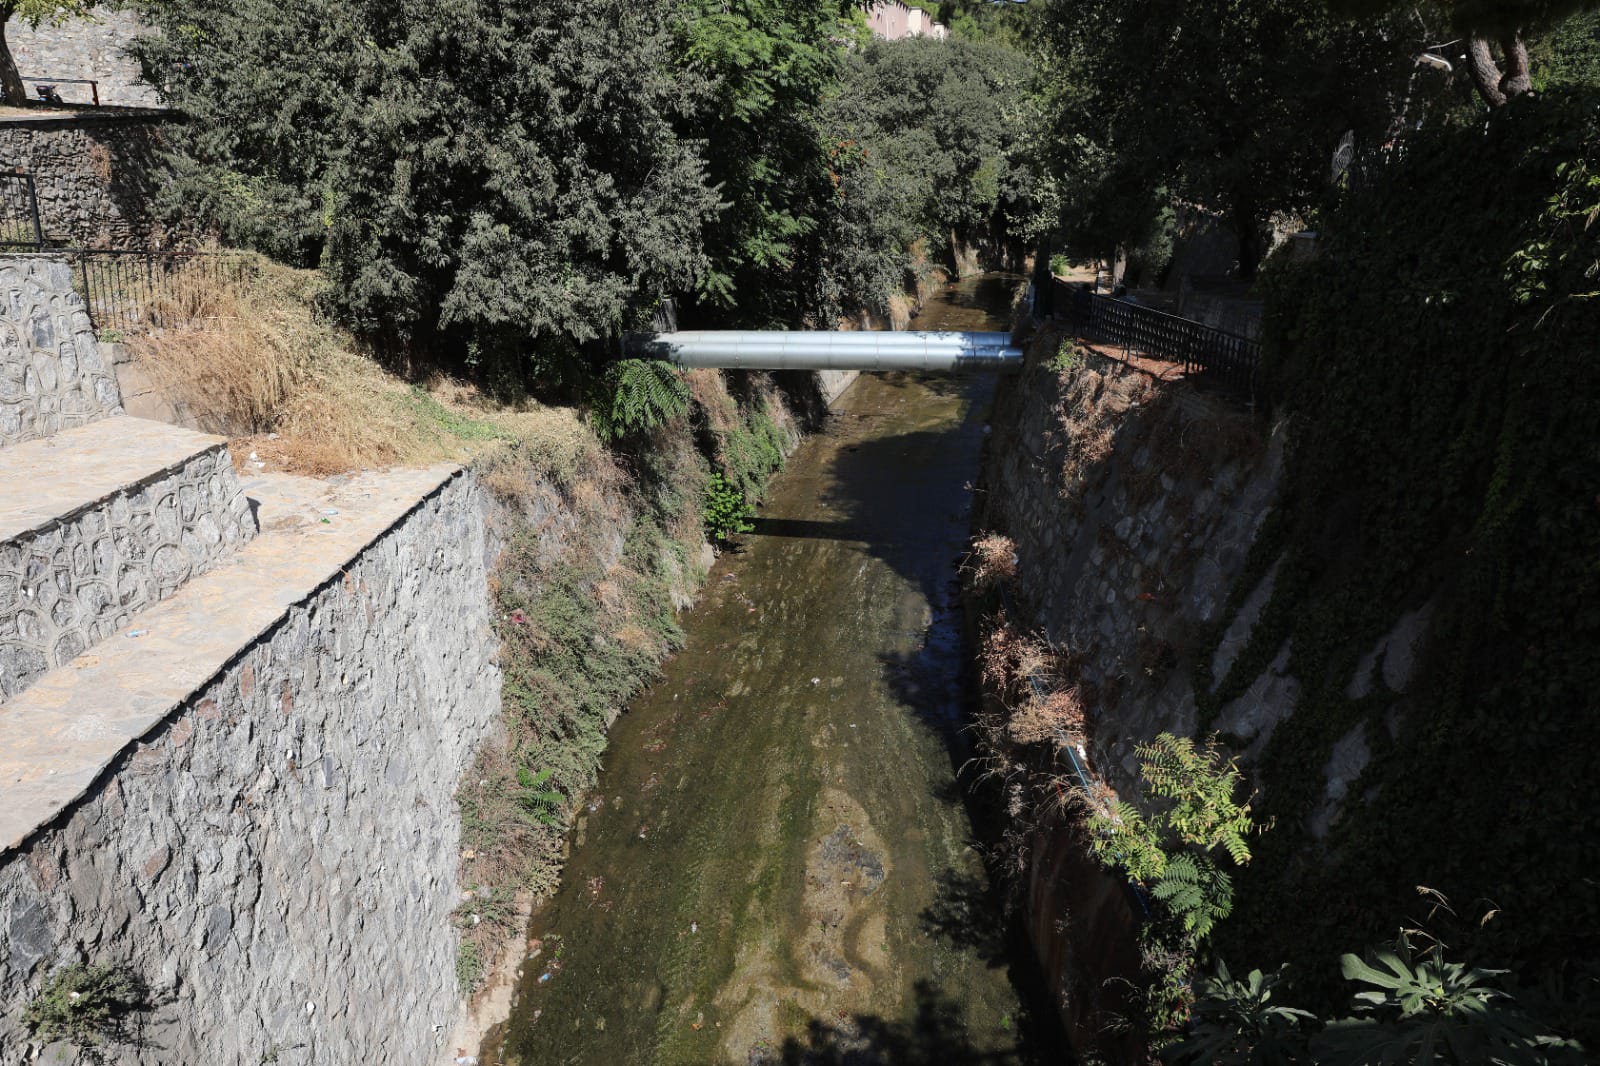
top-left (21, 77), bottom-right (100, 106)
top-left (1053, 279), bottom-right (1266, 405)
top-left (65, 249), bottom-right (255, 334)
top-left (0, 173), bottom-right (44, 249)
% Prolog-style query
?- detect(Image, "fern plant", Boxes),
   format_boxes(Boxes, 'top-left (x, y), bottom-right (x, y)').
top-left (590, 359), bottom-right (690, 441)
top-left (1138, 733), bottom-right (1255, 866)
top-left (1084, 733), bottom-right (1262, 1041)
top-left (515, 766), bottom-right (564, 826)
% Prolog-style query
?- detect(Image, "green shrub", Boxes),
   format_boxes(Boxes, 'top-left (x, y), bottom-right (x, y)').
top-left (703, 472), bottom-right (754, 542)
top-left (23, 962), bottom-right (146, 1052)
top-left (1047, 339), bottom-right (1081, 375)
top-left (455, 941), bottom-right (486, 993)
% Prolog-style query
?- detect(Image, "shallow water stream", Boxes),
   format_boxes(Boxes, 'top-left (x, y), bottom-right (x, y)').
top-left (487, 275), bottom-right (1059, 1066)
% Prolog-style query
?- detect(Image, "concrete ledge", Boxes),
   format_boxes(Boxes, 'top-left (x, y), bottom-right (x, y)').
top-left (0, 416), bottom-right (230, 542)
top-left (0, 463), bottom-right (461, 854)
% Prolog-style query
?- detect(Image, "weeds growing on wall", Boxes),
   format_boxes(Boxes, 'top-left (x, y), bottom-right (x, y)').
top-left (23, 962), bottom-right (148, 1060)
top-left (1194, 89), bottom-right (1600, 1034)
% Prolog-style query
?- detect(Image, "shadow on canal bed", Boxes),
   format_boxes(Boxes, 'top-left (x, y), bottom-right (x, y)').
top-left (762, 980), bottom-right (1051, 1066)
top-left (746, 402), bottom-right (1072, 1064)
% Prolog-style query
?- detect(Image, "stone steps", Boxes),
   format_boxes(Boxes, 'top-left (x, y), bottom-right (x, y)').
top-left (0, 464), bottom-right (459, 853)
top-left (0, 416), bottom-right (257, 703)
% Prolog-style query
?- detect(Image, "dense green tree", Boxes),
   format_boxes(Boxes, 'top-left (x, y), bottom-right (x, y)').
top-left (676, 0), bottom-right (854, 327)
top-left (814, 35), bottom-right (1038, 315)
top-left (133, 0), bottom-right (717, 380)
top-left (1034, 0), bottom-right (1410, 277)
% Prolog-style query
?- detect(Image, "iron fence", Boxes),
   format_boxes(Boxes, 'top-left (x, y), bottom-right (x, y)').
top-left (20, 76), bottom-right (100, 106)
top-left (0, 173), bottom-right (43, 249)
top-left (52, 250), bottom-right (256, 334)
top-left (1053, 279), bottom-right (1266, 406)
top-left (75, 250), bottom-right (255, 334)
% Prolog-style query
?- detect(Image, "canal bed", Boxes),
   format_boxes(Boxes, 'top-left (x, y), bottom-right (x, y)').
top-left (487, 275), bottom-right (1058, 1066)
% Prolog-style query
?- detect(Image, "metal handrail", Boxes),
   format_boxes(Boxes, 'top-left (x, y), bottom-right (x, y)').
top-left (0, 172), bottom-right (43, 249)
top-left (21, 76), bottom-right (100, 106)
top-left (2, 248), bottom-right (255, 332)
top-left (1052, 279), bottom-right (1266, 406)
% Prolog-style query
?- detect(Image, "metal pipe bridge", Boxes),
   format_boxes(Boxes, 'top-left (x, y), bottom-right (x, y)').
top-left (626, 330), bottom-right (1022, 372)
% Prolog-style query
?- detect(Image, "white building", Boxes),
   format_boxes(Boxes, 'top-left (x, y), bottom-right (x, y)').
top-left (865, 1), bottom-right (950, 41)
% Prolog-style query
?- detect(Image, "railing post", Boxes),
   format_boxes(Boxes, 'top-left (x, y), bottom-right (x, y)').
top-left (78, 252), bottom-right (95, 330)
top-left (24, 174), bottom-right (42, 249)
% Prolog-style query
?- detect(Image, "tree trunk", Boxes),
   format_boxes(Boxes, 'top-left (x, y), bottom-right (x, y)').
top-left (1233, 197), bottom-right (1262, 282)
top-left (1498, 32), bottom-right (1532, 100)
top-left (1466, 37), bottom-right (1508, 109)
top-left (0, 7), bottom-right (25, 109)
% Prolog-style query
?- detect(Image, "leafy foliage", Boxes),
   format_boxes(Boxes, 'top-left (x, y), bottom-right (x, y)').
top-left (812, 36), bottom-right (1042, 316)
top-left (1170, 962), bottom-right (1315, 1065)
top-left (589, 360), bottom-right (691, 442)
top-left (1085, 733), bottom-right (1260, 1034)
top-left (514, 766), bottom-right (564, 827)
top-left (1199, 88), bottom-right (1600, 1037)
top-left (702, 471), bottom-right (753, 543)
top-left (1032, 0), bottom-right (1411, 274)
top-left (133, 0), bottom-right (717, 375)
top-left (677, 0), bottom-right (851, 327)
top-left (1172, 935), bottom-right (1586, 1065)
top-left (1311, 938), bottom-right (1584, 1066)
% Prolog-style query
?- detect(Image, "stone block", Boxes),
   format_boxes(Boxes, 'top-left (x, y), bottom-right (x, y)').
top-left (0, 256), bottom-right (120, 447)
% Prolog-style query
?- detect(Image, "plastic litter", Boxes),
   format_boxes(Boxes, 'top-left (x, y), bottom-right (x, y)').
top-left (538, 972), bottom-right (552, 984)
top-left (126, 630), bottom-right (147, 639)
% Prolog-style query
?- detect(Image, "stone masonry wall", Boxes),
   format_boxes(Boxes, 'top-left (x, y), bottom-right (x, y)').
top-left (0, 472), bottom-right (502, 1066)
top-left (0, 443), bottom-right (257, 704)
top-left (981, 326), bottom-right (1282, 799)
top-left (0, 257), bottom-right (120, 446)
top-left (0, 117), bottom-right (168, 248)
top-left (5, 11), bottom-right (159, 108)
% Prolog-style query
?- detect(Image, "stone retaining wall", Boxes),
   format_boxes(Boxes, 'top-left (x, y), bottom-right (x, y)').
top-left (5, 11), bottom-right (159, 109)
top-left (982, 333), bottom-right (1282, 795)
top-left (0, 472), bottom-right (501, 1066)
top-left (0, 257), bottom-right (120, 446)
top-left (0, 116), bottom-right (168, 249)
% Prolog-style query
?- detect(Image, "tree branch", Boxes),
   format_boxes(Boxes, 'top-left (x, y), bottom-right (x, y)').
top-left (1498, 32), bottom-right (1531, 101)
top-left (1466, 37), bottom-right (1507, 109)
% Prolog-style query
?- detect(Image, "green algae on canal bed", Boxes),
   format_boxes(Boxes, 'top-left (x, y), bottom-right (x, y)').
top-left (486, 275), bottom-right (1058, 1066)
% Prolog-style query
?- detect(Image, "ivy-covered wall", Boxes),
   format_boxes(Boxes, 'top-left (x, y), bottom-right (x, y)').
top-left (1205, 90), bottom-right (1600, 1015)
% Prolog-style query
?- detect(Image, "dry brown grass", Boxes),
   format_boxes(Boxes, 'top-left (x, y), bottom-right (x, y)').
top-left (1009, 685), bottom-right (1086, 747)
top-left (129, 258), bottom-right (599, 479)
top-left (966, 533), bottom-right (1018, 591)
